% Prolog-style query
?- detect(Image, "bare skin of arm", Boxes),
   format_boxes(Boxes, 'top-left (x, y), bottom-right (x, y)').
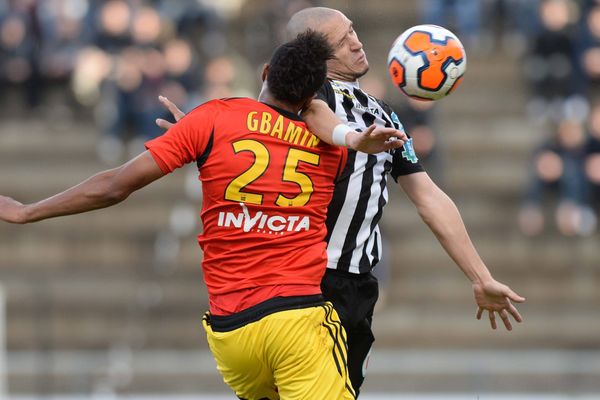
top-left (0, 151), bottom-right (165, 224)
top-left (398, 171), bottom-right (525, 331)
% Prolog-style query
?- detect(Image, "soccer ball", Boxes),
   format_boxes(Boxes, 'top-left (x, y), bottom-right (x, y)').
top-left (388, 24), bottom-right (467, 101)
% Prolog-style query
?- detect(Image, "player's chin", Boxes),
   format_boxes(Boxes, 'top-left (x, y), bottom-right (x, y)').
top-left (355, 64), bottom-right (369, 79)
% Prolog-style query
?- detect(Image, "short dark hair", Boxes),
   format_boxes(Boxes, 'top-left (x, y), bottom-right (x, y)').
top-left (267, 30), bottom-right (333, 105)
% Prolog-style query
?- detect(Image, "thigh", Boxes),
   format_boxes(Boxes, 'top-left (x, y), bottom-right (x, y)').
top-left (321, 270), bottom-right (379, 395)
top-left (268, 303), bottom-right (356, 400)
top-left (203, 315), bottom-right (279, 400)
top-left (345, 313), bottom-right (376, 395)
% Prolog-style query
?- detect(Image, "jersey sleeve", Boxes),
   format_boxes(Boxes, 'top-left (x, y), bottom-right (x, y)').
top-left (145, 101), bottom-right (217, 173)
top-left (315, 80), bottom-right (337, 111)
top-left (377, 99), bottom-right (425, 181)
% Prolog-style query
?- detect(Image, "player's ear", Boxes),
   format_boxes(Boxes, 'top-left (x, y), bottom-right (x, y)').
top-left (261, 64), bottom-right (269, 82)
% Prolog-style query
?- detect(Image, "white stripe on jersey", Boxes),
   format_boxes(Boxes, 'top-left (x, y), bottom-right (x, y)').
top-left (326, 151), bottom-right (367, 268)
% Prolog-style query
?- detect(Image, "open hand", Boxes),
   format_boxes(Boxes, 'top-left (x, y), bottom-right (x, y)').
top-left (155, 95), bottom-right (185, 130)
top-left (474, 279), bottom-right (525, 331)
top-left (346, 124), bottom-right (408, 154)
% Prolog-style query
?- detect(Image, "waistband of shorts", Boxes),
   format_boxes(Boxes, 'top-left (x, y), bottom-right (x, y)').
top-left (204, 294), bottom-right (325, 332)
top-left (325, 267), bottom-right (374, 280)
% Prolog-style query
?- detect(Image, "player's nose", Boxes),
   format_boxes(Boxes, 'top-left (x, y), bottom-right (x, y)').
top-left (350, 36), bottom-right (363, 51)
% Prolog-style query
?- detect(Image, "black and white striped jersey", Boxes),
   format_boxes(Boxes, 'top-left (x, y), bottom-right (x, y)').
top-left (317, 79), bottom-right (424, 274)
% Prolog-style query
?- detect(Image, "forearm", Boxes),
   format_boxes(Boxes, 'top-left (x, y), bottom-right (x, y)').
top-left (418, 188), bottom-right (493, 284)
top-left (301, 99), bottom-right (345, 145)
top-left (23, 168), bottom-right (128, 223)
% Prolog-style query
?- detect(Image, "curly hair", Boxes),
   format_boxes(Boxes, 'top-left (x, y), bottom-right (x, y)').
top-left (267, 30), bottom-right (333, 105)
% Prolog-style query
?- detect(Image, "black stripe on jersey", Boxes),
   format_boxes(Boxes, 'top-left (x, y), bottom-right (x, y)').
top-left (317, 80), bottom-right (338, 111)
top-left (353, 88), bottom-right (369, 108)
top-left (325, 150), bottom-right (357, 244)
top-left (376, 98), bottom-right (397, 129)
top-left (337, 154), bottom-right (378, 270)
top-left (362, 112), bottom-right (375, 128)
top-left (341, 89), bottom-right (356, 123)
top-left (196, 130), bottom-right (214, 168)
top-left (370, 231), bottom-right (380, 266)
top-left (354, 87), bottom-right (377, 127)
top-left (379, 111), bottom-right (393, 128)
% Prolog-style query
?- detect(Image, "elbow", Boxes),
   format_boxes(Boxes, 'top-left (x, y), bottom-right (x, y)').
top-left (103, 187), bottom-right (130, 204)
top-left (417, 203), bottom-right (436, 227)
top-left (90, 170), bottom-right (131, 205)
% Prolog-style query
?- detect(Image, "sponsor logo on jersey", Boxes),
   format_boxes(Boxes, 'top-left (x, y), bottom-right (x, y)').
top-left (217, 203), bottom-right (310, 234)
top-left (354, 102), bottom-right (381, 115)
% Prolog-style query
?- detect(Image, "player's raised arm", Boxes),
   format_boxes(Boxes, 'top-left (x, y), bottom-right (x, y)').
top-left (301, 98), bottom-right (407, 153)
top-left (0, 151), bottom-right (165, 224)
top-left (155, 94), bottom-right (407, 154)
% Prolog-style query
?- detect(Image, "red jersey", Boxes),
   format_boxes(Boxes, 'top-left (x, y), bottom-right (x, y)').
top-left (145, 98), bottom-right (346, 315)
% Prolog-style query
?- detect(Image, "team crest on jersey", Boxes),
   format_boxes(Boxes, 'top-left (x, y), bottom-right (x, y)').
top-left (401, 138), bottom-right (418, 163)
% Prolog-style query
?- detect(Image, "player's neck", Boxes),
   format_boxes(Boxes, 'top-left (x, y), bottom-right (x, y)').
top-left (327, 71), bottom-right (359, 83)
top-left (258, 92), bottom-right (301, 115)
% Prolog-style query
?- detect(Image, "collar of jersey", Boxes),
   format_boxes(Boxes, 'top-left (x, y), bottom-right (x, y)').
top-left (330, 78), bottom-right (360, 89)
top-left (261, 102), bottom-right (303, 122)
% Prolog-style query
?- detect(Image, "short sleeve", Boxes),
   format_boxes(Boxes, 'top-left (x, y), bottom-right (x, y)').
top-left (315, 80), bottom-right (336, 111)
top-left (390, 138), bottom-right (425, 181)
top-left (145, 101), bottom-right (217, 174)
top-left (379, 101), bottom-right (424, 181)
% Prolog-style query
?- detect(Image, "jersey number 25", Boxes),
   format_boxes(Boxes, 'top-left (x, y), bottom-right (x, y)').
top-left (224, 139), bottom-right (320, 207)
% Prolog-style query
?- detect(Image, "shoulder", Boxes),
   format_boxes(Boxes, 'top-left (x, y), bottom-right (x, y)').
top-left (187, 97), bottom-right (256, 117)
top-left (316, 80), bottom-right (337, 110)
top-left (373, 96), bottom-right (394, 115)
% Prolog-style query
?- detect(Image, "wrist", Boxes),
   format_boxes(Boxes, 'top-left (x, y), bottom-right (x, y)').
top-left (332, 124), bottom-right (352, 147)
top-left (18, 204), bottom-right (33, 224)
top-left (470, 269), bottom-right (494, 285)
top-left (345, 132), bottom-right (360, 149)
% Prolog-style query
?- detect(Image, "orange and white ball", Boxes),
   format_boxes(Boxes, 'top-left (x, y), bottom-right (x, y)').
top-left (388, 24), bottom-right (467, 101)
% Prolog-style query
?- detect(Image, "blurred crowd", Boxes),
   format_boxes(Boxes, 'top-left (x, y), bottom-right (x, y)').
top-left (416, 0), bottom-right (600, 237)
top-left (2, 0), bottom-right (600, 237)
top-left (0, 0), bottom-right (258, 163)
top-left (512, 0), bottom-right (600, 237)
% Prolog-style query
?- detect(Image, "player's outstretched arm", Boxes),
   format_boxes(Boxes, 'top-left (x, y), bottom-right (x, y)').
top-left (0, 151), bottom-right (165, 224)
top-left (398, 171), bottom-right (525, 331)
top-left (301, 99), bottom-right (406, 153)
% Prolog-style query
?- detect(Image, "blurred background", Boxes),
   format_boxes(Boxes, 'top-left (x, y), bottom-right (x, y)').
top-left (0, 0), bottom-right (600, 398)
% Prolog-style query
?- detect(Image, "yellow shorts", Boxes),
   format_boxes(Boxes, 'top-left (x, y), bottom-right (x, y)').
top-left (202, 296), bottom-right (356, 400)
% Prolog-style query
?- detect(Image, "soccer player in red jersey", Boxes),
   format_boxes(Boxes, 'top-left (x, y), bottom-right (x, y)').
top-left (0, 31), bottom-right (406, 399)
top-left (159, 8), bottom-right (527, 397)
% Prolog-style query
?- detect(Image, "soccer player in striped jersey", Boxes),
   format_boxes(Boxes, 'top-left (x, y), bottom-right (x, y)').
top-left (155, 8), bottom-right (526, 396)
top-left (0, 31), bottom-right (406, 400)
top-left (286, 7), bottom-right (527, 396)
